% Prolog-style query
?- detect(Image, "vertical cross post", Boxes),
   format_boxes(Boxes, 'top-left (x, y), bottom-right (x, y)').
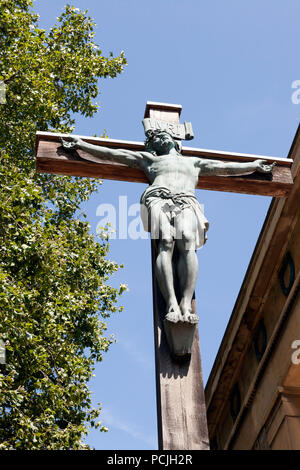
top-left (145, 102), bottom-right (210, 450)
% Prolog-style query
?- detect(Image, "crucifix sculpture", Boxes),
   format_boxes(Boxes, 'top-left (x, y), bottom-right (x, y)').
top-left (35, 101), bottom-right (293, 450)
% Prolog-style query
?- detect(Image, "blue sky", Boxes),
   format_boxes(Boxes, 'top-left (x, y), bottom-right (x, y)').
top-left (34, 0), bottom-right (300, 450)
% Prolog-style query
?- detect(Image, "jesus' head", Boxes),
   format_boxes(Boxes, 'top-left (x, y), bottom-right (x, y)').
top-left (144, 130), bottom-right (181, 156)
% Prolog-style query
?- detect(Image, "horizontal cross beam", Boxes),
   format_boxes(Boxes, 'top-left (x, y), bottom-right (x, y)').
top-left (35, 131), bottom-right (293, 197)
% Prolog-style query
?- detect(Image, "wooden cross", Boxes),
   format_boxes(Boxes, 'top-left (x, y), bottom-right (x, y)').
top-left (35, 101), bottom-right (293, 450)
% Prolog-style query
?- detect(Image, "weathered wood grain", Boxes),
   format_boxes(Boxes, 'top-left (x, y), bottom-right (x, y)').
top-left (36, 133), bottom-right (293, 197)
top-left (151, 241), bottom-right (209, 450)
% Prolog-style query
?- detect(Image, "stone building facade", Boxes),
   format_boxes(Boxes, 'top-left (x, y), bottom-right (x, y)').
top-left (205, 125), bottom-right (300, 450)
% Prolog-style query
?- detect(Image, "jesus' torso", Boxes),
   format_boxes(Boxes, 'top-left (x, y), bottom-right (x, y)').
top-left (140, 152), bottom-right (199, 195)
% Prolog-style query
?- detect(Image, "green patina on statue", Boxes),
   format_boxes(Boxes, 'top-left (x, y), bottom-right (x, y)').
top-left (61, 131), bottom-right (274, 326)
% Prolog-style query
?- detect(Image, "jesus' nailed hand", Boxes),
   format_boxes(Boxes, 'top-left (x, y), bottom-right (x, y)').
top-left (61, 132), bottom-right (275, 325)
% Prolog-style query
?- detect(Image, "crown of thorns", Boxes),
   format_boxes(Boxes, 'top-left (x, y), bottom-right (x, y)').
top-left (144, 129), bottom-right (181, 154)
top-left (145, 129), bottom-right (172, 139)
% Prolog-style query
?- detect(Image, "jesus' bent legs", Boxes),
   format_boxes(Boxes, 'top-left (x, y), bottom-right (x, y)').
top-left (153, 207), bottom-right (199, 324)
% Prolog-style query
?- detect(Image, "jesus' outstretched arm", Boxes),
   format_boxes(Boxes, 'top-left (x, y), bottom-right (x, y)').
top-left (194, 157), bottom-right (275, 176)
top-left (60, 135), bottom-right (144, 168)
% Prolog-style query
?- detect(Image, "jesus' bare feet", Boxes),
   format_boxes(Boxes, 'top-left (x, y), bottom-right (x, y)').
top-left (180, 303), bottom-right (199, 324)
top-left (165, 305), bottom-right (183, 323)
top-left (186, 311), bottom-right (199, 324)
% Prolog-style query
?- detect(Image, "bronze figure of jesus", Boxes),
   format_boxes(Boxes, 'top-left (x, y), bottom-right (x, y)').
top-left (61, 130), bottom-right (275, 325)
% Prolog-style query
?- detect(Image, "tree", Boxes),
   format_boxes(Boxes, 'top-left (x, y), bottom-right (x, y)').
top-left (0, 0), bottom-right (127, 449)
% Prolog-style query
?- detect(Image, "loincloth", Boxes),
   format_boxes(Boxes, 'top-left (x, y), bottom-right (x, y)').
top-left (140, 186), bottom-right (209, 249)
